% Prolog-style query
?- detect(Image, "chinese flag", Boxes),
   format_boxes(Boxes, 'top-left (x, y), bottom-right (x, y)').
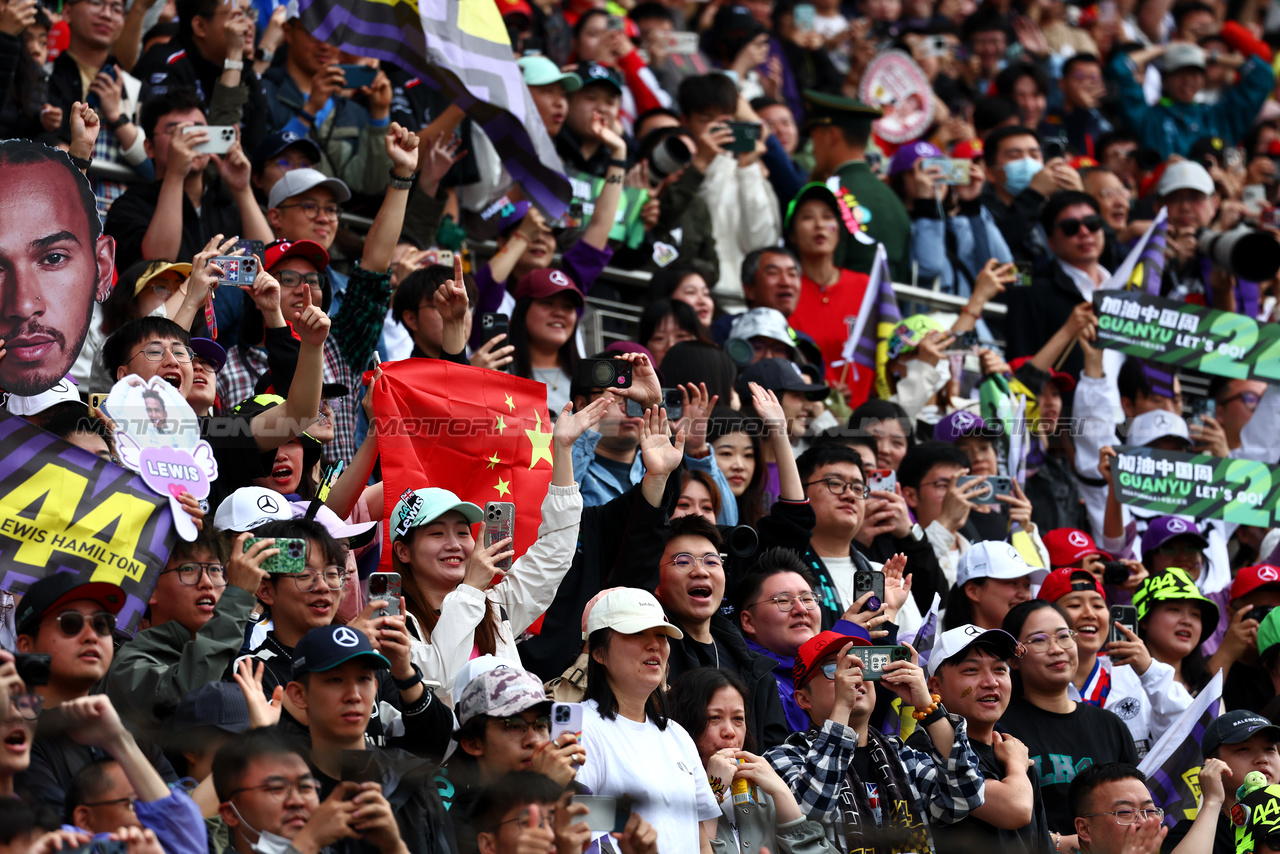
top-left (372, 360), bottom-right (555, 574)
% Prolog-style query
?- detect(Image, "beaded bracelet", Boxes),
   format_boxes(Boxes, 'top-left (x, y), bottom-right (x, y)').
top-left (911, 693), bottom-right (943, 721)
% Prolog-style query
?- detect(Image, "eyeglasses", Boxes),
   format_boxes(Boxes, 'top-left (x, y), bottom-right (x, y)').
top-left (1220, 391), bottom-right (1261, 411)
top-left (920, 477), bottom-right (957, 492)
top-left (4, 692), bottom-right (43, 722)
top-left (495, 715), bottom-right (551, 737)
top-left (81, 795), bottom-right (138, 811)
top-left (276, 270), bottom-right (323, 292)
top-left (1022, 629), bottom-right (1077, 653)
top-left (749, 592), bottom-right (818, 612)
top-left (492, 806), bottom-right (557, 831)
top-left (806, 477), bottom-right (871, 499)
top-left (229, 776), bottom-right (321, 801)
top-left (276, 201), bottom-right (342, 220)
top-left (665, 553), bottom-right (724, 571)
top-left (50, 611), bottom-right (116, 638)
top-left (69, 0), bottom-right (126, 16)
top-left (129, 343), bottom-right (195, 363)
top-left (1056, 215), bottom-right (1104, 236)
top-left (288, 567), bottom-right (349, 592)
top-left (1096, 187), bottom-right (1129, 200)
top-left (160, 562), bottom-right (227, 587)
top-left (1080, 807), bottom-right (1166, 825)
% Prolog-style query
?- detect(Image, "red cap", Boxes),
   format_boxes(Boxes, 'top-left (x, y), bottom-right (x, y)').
top-left (1008, 355), bottom-right (1077, 393)
top-left (1043, 527), bottom-right (1110, 567)
top-left (514, 268), bottom-right (584, 306)
top-left (951, 138), bottom-right (983, 160)
top-left (1037, 567), bottom-right (1106, 603)
top-left (265, 239), bottom-right (329, 272)
top-left (1231, 564), bottom-right (1280, 602)
top-left (792, 628), bottom-right (872, 687)
top-left (496, 0), bottom-right (534, 18)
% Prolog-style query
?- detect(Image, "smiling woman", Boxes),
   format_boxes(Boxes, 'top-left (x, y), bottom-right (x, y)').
top-left (508, 269), bottom-right (585, 414)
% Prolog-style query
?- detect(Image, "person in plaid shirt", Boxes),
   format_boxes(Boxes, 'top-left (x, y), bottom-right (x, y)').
top-left (764, 627), bottom-right (985, 854)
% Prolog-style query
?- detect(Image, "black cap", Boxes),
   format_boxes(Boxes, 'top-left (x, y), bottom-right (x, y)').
top-left (251, 131), bottom-right (322, 173)
top-left (802, 89), bottom-right (882, 131)
top-left (1203, 710), bottom-right (1280, 756)
top-left (737, 357), bottom-right (829, 401)
top-left (292, 625), bottom-right (390, 680)
top-left (16, 573), bottom-right (125, 636)
top-left (1186, 136), bottom-right (1226, 170)
top-left (576, 62), bottom-right (623, 94)
top-left (172, 682), bottom-right (251, 735)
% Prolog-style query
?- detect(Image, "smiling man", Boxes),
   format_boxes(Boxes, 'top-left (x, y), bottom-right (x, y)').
top-left (0, 141), bottom-right (115, 397)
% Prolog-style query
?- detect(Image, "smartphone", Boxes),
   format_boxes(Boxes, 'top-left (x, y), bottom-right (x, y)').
top-left (571, 794), bottom-right (633, 834)
top-left (421, 248), bottom-right (454, 267)
top-left (956, 475), bottom-right (1010, 505)
top-left (337, 63), bottom-right (377, 89)
top-left (1043, 137), bottom-right (1067, 161)
top-left (575, 358), bottom-right (632, 390)
top-left (1014, 260), bottom-right (1034, 287)
top-left (549, 701), bottom-right (583, 743)
top-left (65, 843), bottom-right (127, 854)
top-left (1187, 396), bottom-right (1217, 422)
top-left (185, 124), bottom-right (238, 154)
top-left (1102, 561), bottom-right (1131, 586)
top-left (606, 14), bottom-right (625, 30)
top-left (88, 392), bottom-right (107, 411)
top-left (13, 653), bottom-right (50, 687)
top-left (867, 468), bottom-right (896, 493)
top-left (479, 312), bottom-right (510, 347)
top-left (793, 2), bottom-right (816, 30)
top-left (853, 644), bottom-right (911, 680)
top-left (853, 568), bottom-right (885, 612)
top-left (724, 120), bottom-right (763, 154)
top-left (624, 387), bottom-right (684, 420)
top-left (1109, 604), bottom-right (1138, 644)
top-left (340, 749), bottom-right (381, 785)
top-left (211, 254), bottom-right (259, 286)
top-left (245, 536), bottom-right (307, 575)
top-left (484, 502), bottom-right (516, 572)
top-left (368, 572), bottom-right (401, 618)
top-left (923, 34), bottom-right (950, 57)
top-left (667, 31), bottom-right (700, 53)
top-left (945, 329), bottom-right (980, 354)
top-left (234, 238), bottom-right (265, 261)
top-left (921, 156), bottom-right (971, 186)
top-left (554, 201), bottom-right (585, 230)
top-left (1245, 604), bottom-right (1274, 625)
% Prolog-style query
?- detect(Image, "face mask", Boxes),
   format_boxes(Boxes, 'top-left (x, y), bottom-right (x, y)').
top-left (227, 801), bottom-right (295, 854)
top-left (1002, 157), bottom-right (1043, 195)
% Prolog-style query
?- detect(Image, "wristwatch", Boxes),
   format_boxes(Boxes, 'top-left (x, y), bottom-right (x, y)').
top-left (908, 522), bottom-right (925, 542)
top-left (393, 662), bottom-right (424, 691)
top-left (223, 59), bottom-right (244, 71)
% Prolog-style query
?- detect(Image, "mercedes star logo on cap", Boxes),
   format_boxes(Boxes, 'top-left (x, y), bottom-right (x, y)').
top-left (257, 495), bottom-right (280, 512)
top-left (550, 270), bottom-right (570, 286)
top-left (333, 627), bottom-right (361, 648)
top-left (1166, 519), bottom-right (1187, 533)
top-left (1068, 531), bottom-right (1089, 547)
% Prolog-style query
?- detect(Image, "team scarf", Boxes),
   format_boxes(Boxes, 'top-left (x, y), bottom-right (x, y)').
top-left (1079, 654), bottom-right (1113, 708)
top-left (839, 727), bottom-right (933, 854)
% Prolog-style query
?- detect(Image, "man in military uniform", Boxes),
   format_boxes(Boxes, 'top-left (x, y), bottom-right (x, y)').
top-left (803, 89), bottom-right (911, 282)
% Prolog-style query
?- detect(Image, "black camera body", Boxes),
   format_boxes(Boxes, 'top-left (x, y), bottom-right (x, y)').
top-left (575, 359), bottom-right (632, 390)
top-left (1102, 561), bottom-right (1130, 586)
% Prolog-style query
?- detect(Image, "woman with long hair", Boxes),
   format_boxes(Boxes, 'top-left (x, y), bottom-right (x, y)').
top-left (667, 667), bottom-right (836, 854)
top-left (637, 298), bottom-right (714, 368)
top-left (1134, 568), bottom-right (1218, 695)
top-left (578, 588), bottom-right (721, 854)
top-left (942, 541), bottom-right (1044, 631)
top-left (508, 270), bottom-right (585, 414)
top-left (387, 395), bottom-right (608, 703)
top-left (708, 408), bottom-right (767, 526)
top-left (651, 265), bottom-right (717, 328)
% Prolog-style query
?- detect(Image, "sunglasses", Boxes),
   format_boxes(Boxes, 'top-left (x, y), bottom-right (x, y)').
top-left (1056, 215), bottom-right (1104, 236)
top-left (50, 611), bottom-right (116, 637)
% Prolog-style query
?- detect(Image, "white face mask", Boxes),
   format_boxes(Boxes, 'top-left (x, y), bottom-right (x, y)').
top-left (228, 801), bottom-right (296, 854)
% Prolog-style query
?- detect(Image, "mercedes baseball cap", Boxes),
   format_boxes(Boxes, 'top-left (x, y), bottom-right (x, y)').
top-left (292, 624), bottom-right (390, 679)
top-left (1043, 528), bottom-right (1111, 568)
top-left (956, 541), bottom-right (1049, 587)
top-left (729, 308), bottom-right (799, 350)
top-left (1036, 567), bottom-right (1106, 603)
top-left (1132, 566), bottom-right (1219, 644)
top-left (1140, 516), bottom-right (1209, 555)
top-left (513, 268), bottom-right (585, 306)
top-left (583, 587), bottom-right (684, 639)
top-left (389, 487), bottom-right (482, 545)
top-left (1156, 160), bottom-right (1214, 197)
top-left (887, 140), bottom-right (943, 176)
top-left (933, 410), bottom-right (999, 444)
top-left (926, 625), bottom-right (1021, 677)
top-left (212, 486), bottom-right (294, 532)
top-left (737, 357), bottom-right (829, 402)
top-left (518, 55), bottom-right (582, 92)
top-left (793, 627), bottom-right (873, 688)
top-left (188, 337), bottom-right (227, 372)
top-left (171, 682), bottom-right (251, 735)
top-left (16, 573), bottom-right (125, 637)
top-left (455, 665), bottom-right (550, 727)
top-left (267, 167), bottom-right (352, 210)
top-left (1203, 709), bottom-right (1280, 756)
top-left (251, 130), bottom-right (322, 173)
top-left (576, 61), bottom-right (623, 94)
top-left (263, 238), bottom-right (330, 272)
top-left (1128, 410), bottom-right (1191, 448)
top-left (1231, 565), bottom-right (1280, 602)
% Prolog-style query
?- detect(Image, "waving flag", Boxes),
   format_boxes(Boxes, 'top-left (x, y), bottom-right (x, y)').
top-left (295, 0), bottom-right (571, 219)
top-left (1102, 207), bottom-right (1168, 295)
top-left (1138, 670), bottom-right (1222, 827)
top-left (841, 243), bottom-right (902, 399)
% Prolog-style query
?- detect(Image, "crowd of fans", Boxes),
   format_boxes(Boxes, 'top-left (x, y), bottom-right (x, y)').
top-left (4, 0), bottom-right (1280, 851)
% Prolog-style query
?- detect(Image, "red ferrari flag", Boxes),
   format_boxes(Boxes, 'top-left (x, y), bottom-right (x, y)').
top-left (371, 359), bottom-right (555, 570)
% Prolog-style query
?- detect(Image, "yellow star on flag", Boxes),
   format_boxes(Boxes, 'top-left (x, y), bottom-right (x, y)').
top-left (494, 477), bottom-right (511, 497)
top-left (486, 453), bottom-right (501, 469)
top-left (495, 414), bottom-right (507, 434)
top-left (525, 409), bottom-right (554, 470)
top-left (505, 393), bottom-right (516, 412)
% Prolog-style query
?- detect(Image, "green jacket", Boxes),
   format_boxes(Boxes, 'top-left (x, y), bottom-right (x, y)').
top-left (831, 160), bottom-right (912, 283)
top-left (101, 586), bottom-right (256, 732)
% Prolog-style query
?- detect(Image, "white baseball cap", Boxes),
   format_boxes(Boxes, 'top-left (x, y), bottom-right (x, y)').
top-left (1157, 160), bottom-right (1214, 197)
top-left (1128, 409), bottom-right (1191, 448)
top-left (212, 486), bottom-right (293, 532)
top-left (956, 540), bottom-right (1049, 587)
top-left (926, 624), bottom-right (1022, 677)
top-left (268, 167), bottom-right (352, 210)
top-left (583, 588), bottom-right (684, 640)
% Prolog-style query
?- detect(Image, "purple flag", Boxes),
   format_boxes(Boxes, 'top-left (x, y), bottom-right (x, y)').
top-left (841, 244), bottom-right (903, 399)
top-left (1105, 207), bottom-right (1168, 295)
top-left (1138, 670), bottom-right (1222, 827)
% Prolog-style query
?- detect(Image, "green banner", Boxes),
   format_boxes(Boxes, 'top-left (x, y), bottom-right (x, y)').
top-left (568, 172), bottom-right (649, 249)
top-left (1092, 291), bottom-right (1280, 383)
top-left (1112, 445), bottom-right (1280, 527)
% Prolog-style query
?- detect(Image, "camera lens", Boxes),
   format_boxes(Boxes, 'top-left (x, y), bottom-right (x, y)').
top-left (556, 707), bottom-right (569, 722)
top-left (589, 361), bottom-right (616, 387)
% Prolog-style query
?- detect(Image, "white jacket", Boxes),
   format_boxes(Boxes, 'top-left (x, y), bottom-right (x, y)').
top-left (406, 483), bottom-right (583, 705)
top-left (698, 154), bottom-right (781, 308)
top-left (1067, 655), bottom-right (1194, 759)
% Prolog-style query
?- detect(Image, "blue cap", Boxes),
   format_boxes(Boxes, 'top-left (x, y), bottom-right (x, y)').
top-left (292, 625), bottom-right (390, 680)
top-left (251, 131), bottom-right (322, 173)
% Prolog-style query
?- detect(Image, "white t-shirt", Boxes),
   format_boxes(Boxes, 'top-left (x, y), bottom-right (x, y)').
top-left (824, 553), bottom-right (855, 610)
top-left (577, 700), bottom-right (720, 854)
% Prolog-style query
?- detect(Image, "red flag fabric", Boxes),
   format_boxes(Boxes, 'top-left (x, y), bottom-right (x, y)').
top-left (372, 360), bottom-right (554, 572)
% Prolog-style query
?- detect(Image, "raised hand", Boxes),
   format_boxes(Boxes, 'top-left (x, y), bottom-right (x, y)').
top-left (461, 522), bottom-right (514, 591)
top-left (1105, 621), bottom-right (1152, 674)
top-left (432, 253), bottom-right (469, 322)
top-left (293, 279), bottom-right (332, 348)
top-left (215, 131), bottom-right (253, 193)
top-left (678, 382), bottom-right (719, 457)
top-left (233, 658), bottom-right (283, 728)
top-left (553, 394), bottom-right (613, 448)
top-left (68, 102), bottom-right (100, 164)
top-left (385, 121), bottom-right (421, 176)
top-left (749, 381), bottom-right (787, 437)
top-left (638, 404), bottom-right (687, 477)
